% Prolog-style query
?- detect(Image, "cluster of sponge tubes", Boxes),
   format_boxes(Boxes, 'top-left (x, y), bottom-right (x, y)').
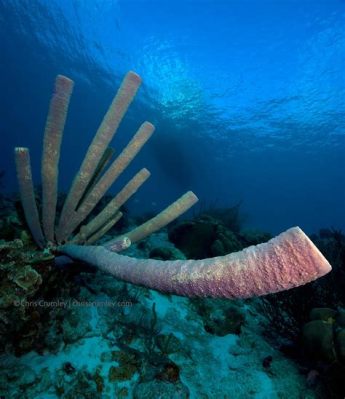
top-left (14, 72), bottom-right (198, 250)
top-left (14, 72), bottom-right (332, 299)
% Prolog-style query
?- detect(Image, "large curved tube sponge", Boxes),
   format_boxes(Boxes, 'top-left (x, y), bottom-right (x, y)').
top-left (60, 226), bottom-right (331, 298)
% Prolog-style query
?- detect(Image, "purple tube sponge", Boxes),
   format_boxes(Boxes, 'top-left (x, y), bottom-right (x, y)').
top-left (60, 227), bottom-right (332, 299)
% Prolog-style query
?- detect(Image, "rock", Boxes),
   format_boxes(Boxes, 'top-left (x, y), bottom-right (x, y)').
top-left (309, 307), bottom-right (337, 322)
top-left (156, 333), bottom-right (182, 354)
top-left (168, 215), bottom-right (243, 259)
top-left (44, 321), bottom-right (64, 353)
top-left (62, 307), bottom-right (93, 344)
top-left (302, 320), bottom-right (337, 362)
top-left (240, 229), bottom-right (272, 246)
top-left (335, 328), bottom-right (345, 362)
top-left (115, 387), bottom-right (129, 398)
top-left (108, 364), bottom-right (137, 382)
top-left (149, 247), bottom-right (185, 260)
top-left (336, 309), bottom-right (345, 328)
top-left (133, 380), bottom-right (189, 399)
top-left (56, 368), bottom-right (101, 399)
top-left (108, 351), bottom-right (139, 382)
top-left (168, 218), bottom-right (215, 259)
top-left (11, 265), bottom-right (42, 292)
top-left (0, 238), bottom-right (23, 251)
top-left (156, 361), bottom-right (180, 383)
top-left (303, 307), bottom-right (345, 365)
top-left (193, 299), bottom-right (246, 336)
top-left (204, 304), bottom-right (245, 336)
top-left (1, 362), bottom-right (37, 389)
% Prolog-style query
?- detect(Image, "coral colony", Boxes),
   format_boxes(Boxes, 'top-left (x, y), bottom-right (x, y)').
top-left (14, 72), bottom-right (332, 298)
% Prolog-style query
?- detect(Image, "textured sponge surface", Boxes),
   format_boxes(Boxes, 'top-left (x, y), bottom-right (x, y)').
top-left (60, 226), bottom-right (332, 298)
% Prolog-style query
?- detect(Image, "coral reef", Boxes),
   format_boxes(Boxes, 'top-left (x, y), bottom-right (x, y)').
top-left (192, 298), bottom-right (246, 336)
top-left (168, 213), bottom-right (272, 259)
top-left (6, 69), bottom-right (338, 397)
top-left (302, 307), bottom-right (344, 363)
top-left (168, 214), bottom-right (243, 259)
top-left (301, 307), bottom-right (345, 397)
top-left (257, 229), bottom-right (345, 398)
top-left (0, 219), bottom-right (333, 398)
top-left (14, 72), bottom-right (332, 300)
top-left (259, 229), bottom-right (345, 341)
top-left (0, 202), bottom-right (97, 356)
top-left (0, 237), bottom-right (47, 353)
top-left (194, 200), bottom-right (245, 233)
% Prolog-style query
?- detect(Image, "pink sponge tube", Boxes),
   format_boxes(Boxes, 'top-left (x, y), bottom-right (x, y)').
top-left (60, 226), bottom-right (332, 298)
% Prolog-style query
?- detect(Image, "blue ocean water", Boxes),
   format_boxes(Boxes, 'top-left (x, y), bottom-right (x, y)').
top-left (1, 2), bottom-right (345, 398)
top-left (1, 0), bottom-right (344, 234)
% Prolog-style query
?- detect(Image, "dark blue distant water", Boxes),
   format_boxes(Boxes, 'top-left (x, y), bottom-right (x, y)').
top-left (1, 0), bottom-right (344, 234)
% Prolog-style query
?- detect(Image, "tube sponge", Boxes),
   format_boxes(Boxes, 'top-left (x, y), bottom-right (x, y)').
top-left (14, 148), bottom-right (45, 248)
top-left (60, 226), bottom-right (332, 299)
top-left (42, 75), bottom-right (74, 242)
top-left (57, 71), bottom-right (142, 242)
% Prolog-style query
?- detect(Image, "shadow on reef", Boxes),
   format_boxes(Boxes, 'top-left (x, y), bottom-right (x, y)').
top-left (258, 228), bottom-right (345, 398)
